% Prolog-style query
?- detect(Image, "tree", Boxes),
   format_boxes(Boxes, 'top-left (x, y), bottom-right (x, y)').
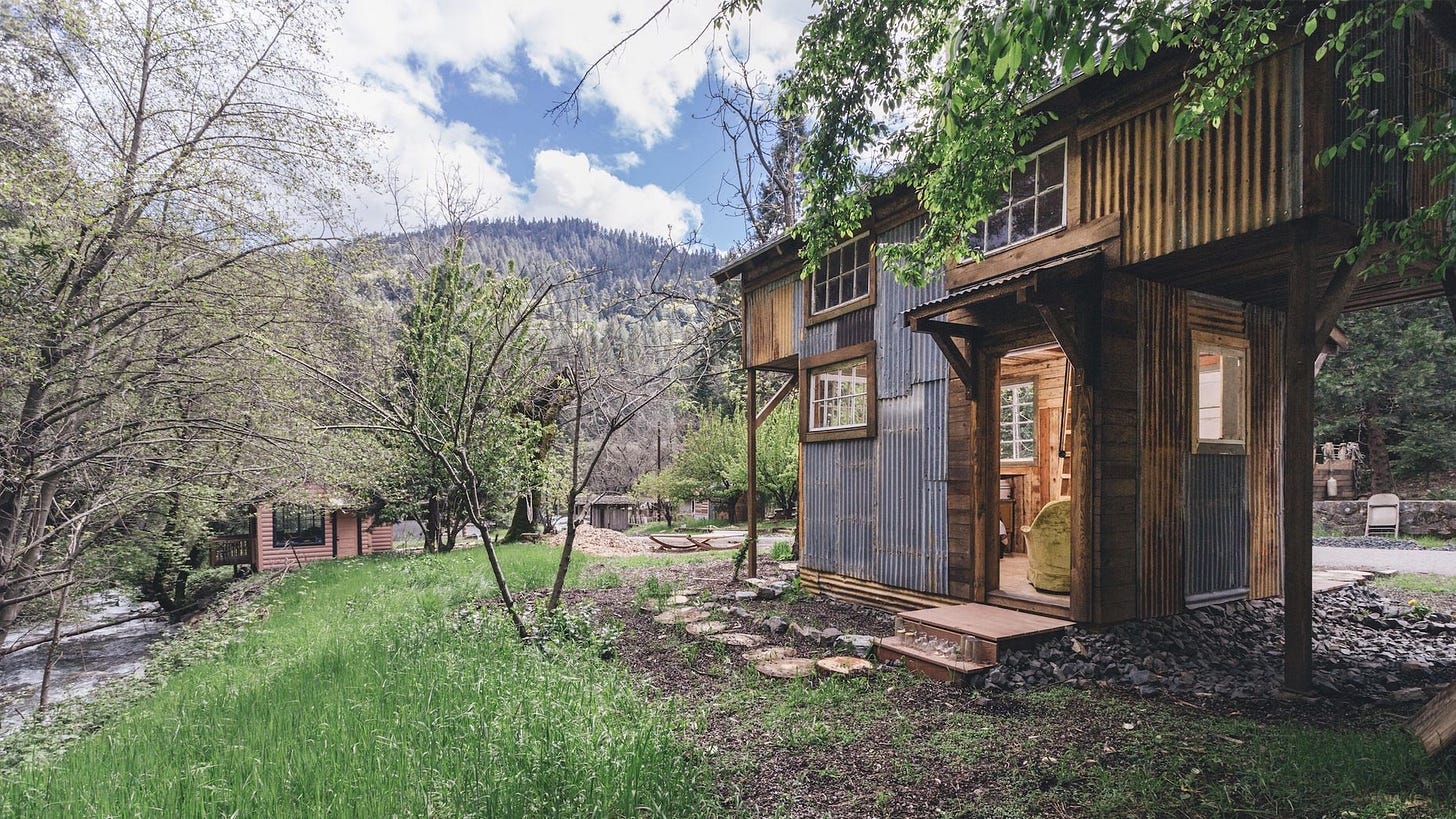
top-left (643, 398), bottom-right (798, 515)
top-left (0, 0), bottom-right (371, 646)
top-left (721, 0), bottom-right (1455, 304)
top-left (1315, 299), bottom-right (1456, 492)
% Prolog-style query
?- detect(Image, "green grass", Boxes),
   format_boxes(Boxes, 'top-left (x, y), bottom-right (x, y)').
top-left (0, 546), bottom-right (714, 817)
top-left (1375, 573), bottom-right (1456, 595)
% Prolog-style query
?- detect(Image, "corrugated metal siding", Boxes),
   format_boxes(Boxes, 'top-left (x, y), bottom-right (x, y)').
top-left (875, 215), bottom-right (946, 396)
top-left (874, 379), bottom-right (949, 594)
top-left (1184, 455), bottom-right (1250, 602)
top-left (803, 438), bottom-right (875, 579)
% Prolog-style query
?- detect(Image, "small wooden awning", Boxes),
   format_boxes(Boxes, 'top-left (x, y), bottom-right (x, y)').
top-left (904, 247), bottom-right (1106, 395)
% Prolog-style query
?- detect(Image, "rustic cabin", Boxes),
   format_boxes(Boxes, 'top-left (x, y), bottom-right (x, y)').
top-left (208, 491), bottom-right (394, 573)
top-left (716, 20), bottom-right (1452, 689)
top-left (575, 493), bottom-right (642, 532)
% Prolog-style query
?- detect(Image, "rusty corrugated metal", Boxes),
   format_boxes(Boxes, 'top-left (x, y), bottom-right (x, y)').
top-left (1184, 454), bottom-right (1250, 605)
top-left (874, 379), bottom-right (949, 595)
top-left (875, 216), bottom-right (944, 397)
top-left (802, 438), bottom-right (875, 579)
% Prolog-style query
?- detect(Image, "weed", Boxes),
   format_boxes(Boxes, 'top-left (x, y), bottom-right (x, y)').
top-left (771, 540), bottom-right (794, 561)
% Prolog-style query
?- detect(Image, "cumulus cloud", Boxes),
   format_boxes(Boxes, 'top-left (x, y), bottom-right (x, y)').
top-left (525, 150), bottom-right (702, 237)
top-left (325, 0), bottom-right (809, 236)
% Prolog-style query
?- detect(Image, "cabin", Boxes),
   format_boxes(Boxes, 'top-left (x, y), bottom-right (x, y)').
top-left (208, 492), bottom-right (394, 572)
top-left (717, 20), bottom-right (1451, 689)
top-left (575, 493), bottom-right (642, 532)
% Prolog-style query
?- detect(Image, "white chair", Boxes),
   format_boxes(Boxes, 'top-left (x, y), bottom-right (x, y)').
top-left (1365, 493), bottom-right (1401, 537)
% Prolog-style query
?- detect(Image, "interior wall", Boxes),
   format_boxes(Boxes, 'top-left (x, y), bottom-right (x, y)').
top-left (998, 349), bottom-right (1072, 551)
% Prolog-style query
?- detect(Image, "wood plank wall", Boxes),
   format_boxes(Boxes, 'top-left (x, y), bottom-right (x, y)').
top-left (1410, 21), bottom-right (1451, 233)
top-left (945, 334), bottom-right (974, 600)
top-left (1136, 280), bottom-right (1190, 618)
top-left (1247, 305), bottom-right (1285, 599)
top-left (1081, 47), bottom-right (1300, 264)
top-left (745, 276), bottom-right (798, 368)
top-left (1092, 272), bottom-right (1140, 623)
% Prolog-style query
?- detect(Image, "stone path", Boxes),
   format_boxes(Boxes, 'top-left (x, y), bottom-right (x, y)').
top-left (1315, 546), bottom-right (1456, 576)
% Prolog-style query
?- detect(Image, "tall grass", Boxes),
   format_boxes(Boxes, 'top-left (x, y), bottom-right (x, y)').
top-left (1, 545), bottom-right (714, 817)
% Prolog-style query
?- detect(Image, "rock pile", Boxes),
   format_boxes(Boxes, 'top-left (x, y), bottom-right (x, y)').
top-left (548, 524), bottom-right (654, 556)
top-left (976, 584), bottom-right (1456, 703)
top-left (1316, 535), bottom-right (1456, 552)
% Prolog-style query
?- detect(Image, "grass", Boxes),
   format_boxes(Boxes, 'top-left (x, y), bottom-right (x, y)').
top-left (0, 545), bottom-right (714, 817)
top-left (1375, 573), bottom-right (1456, 595)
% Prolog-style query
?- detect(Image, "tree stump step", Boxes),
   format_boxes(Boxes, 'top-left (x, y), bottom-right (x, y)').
top-left (706, 632), bottom-right (765, 648)
top-left (744, 646), bottom-right (796, 662)
top-left (755, 657), bottom-right (819, 679)
top-left (653, 607), bottom-right (709, 625)
top-left (816, 655), bottom-right (874, 677)
top-left (685, 621), bottom-right (727, 636)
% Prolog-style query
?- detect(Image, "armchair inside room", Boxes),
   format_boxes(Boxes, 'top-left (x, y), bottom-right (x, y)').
top-left (1021, 498), bottom-right (1071, 594)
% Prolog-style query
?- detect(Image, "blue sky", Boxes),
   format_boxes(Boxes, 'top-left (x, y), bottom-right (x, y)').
top-left (329, 0), bottom-right (812, 252)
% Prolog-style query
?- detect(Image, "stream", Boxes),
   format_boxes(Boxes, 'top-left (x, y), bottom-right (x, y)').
top-left (0, 591), bottom-right (172, 738)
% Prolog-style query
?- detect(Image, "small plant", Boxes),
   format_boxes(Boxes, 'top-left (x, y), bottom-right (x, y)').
top-left (1408, 598), bottom-right (1432, 620)
top-left (732, 536), bottom-right (755, 582)
top-left (771, 540), bottom-right (794, 561)
top-left (527, 601), bottom-right (622, 658)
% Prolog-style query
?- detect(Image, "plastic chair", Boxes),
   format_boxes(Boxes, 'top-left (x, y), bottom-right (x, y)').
top-left (1365, 493), bottom-right (1401, 537)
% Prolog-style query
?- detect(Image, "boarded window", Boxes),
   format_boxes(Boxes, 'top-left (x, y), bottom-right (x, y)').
top-left (1000, 381), bottom-right (1036, 461)
top-left (810, 235), bottom-right (872, 315)
top-left (273, 503), bottom-right (325, 547)
top-left (971, 141), bottom-right (1067, 254)
top-left (809, 357), bottom-right (870, 431)
top-left (1194, 341), bottom-right (1247, 452)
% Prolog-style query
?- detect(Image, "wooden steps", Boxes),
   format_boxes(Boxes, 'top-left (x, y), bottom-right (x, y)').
top-left (875, 603), bottom-right (1073, 684)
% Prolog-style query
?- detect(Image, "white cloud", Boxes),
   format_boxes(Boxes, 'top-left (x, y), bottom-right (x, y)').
top-left (525, 150), bottom-right (702, 237)
top-left (326, 0), bottom-right (810, 235)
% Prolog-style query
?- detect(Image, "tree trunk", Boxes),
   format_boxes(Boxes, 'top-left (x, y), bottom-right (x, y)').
top-left (530, 488), bottom-right (548, 531)
top-left (1443, 271), bottom-right (1456, 330)
top-left (505, 495), bottom-right (533, 542)
top-left (1365, 402), bottom-right (1395, 494)
top-left (39, 577), bottom-right (70, 710)
top-left (424, 494), bottom-right (441, 554)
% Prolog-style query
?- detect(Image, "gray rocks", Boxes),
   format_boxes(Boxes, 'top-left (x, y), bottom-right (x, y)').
top-left (763, 616), bottom-right (788, 636)
top-left (972, 584), bottom-right (1456, 705)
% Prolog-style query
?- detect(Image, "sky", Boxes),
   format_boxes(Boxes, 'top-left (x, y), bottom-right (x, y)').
top-left (329, 0), bottom-right (813, 252)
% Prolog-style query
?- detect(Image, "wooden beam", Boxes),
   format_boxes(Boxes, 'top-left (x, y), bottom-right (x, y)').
top-left (926, 330), bottom-right (981, 399)
top-left (753, 375), bottom-right (798, 430)
top-left (746, 367), bottom-right (758, 579)
top-left (1030, 300), bottom-right (1093, 379)
top-left (913, 317), bottom-right (981, 338)
top-left (1283, 224), bottom-right (1317, 694)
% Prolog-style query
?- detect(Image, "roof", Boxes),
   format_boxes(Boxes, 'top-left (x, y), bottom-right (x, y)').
top-left (578, 492), bottom-right (637, 507)
top-left (903, 247), bottom-right (1105, 325)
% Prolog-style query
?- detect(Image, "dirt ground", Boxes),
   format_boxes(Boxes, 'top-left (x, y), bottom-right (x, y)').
top-left (562, 555), bottom-right (1455, 818)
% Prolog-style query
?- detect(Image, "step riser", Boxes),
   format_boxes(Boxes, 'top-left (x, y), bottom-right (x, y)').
top-left (876, 643), bottom-right (964, 684)
top-left (893, 618), bottom-right (1000, 664)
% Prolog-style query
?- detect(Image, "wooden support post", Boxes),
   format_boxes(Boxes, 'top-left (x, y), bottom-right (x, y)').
top-left (968, 347), bottom-right (999, 601)
top-left (1283, 227), bottom-right (1317, 694)
top-left (746, 367), bottom-right (759, 579)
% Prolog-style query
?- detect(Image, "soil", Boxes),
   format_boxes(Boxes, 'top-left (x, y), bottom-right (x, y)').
top-left (564, 556), bottom-right (1451, 818)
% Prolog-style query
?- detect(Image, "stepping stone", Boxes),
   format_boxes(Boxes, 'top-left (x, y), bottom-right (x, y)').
top-left (653, 607), bottom-right (710, 625)
top-left (755, 657), bottom-right (819, 679)
top-left (744, 646), bottom-right (796, 662)
top-left (706, 632), bottom-right (765, 648)
top-left (817, 656), bottom-right (874, 677)
top-left (640, 594), bottom-right (690, 613)
top-left (685, 621), bottom-right (726, 636)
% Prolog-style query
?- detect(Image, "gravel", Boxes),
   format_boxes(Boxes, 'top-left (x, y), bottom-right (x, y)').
top-left (1316, 535), bottom-right (1456, 552)
top-left (975, 583), bottom-right (1456, 704)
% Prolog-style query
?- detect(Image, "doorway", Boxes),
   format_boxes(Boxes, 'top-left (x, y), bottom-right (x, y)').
top-left (990, 343), bottom-right (1074, 615)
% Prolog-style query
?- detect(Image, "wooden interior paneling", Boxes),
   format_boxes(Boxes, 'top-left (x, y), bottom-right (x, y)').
top-left (999, 349), bottom-right (1072, 541)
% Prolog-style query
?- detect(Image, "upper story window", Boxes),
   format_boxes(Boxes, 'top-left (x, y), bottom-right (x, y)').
top-left (273, 503), bottom-right (325, 548)
top-left (1193, 338), bottom-right (1247, 453)
top-left (809, 234), bottom-right (872, 316)
top-left (1000, 381), bottom-right (1037, 462)
top-left (971, 141), bottom-right (1067, 255)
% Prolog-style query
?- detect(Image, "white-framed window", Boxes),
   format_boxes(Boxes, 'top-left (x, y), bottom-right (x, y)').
top-left (1000, 381), bottom-right (1036, 462)
top-left (971, 141), bottom-right (1067, 255)
top-left (810, 234), bottom-right (872, 315)
top-left (809, 357), bottom-right (869, 431)
top-left (1194, 340), bottom-right (1247, 452)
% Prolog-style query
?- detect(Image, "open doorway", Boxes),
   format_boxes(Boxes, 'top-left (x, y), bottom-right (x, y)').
top-left (992, 343), bottom-right (1074, 614)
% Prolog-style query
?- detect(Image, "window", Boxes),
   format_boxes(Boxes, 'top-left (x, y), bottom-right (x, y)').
top-left (801, 342), bottom-right (877, 441)
top-left (810, 358), bottom-right (869, 431)
top-left (272, 503), bottom-right (325, 547)
top-left (1000, 382), bottom-right (1036, 462)
top-left (1194, 340), bottom-right (1247, 453)
top-left (971, 141), bottom-right (1067, 255)
top-left (809, 234), bottom-right (873, 316)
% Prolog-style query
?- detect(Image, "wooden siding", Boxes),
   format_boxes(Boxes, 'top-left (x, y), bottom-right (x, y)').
top-left (1081, 46), bottom-right (1301, 264)
top-left (1247, 305), bottom-right (1285, 599)
top-left (1136, 280), bottom-right (1189, 618)
top-left (1410, 21), bottom-right (1451, 230)
top-left (255, 501), bottom-right (333, 571)
top-left (1091, 272), bottom-right (1140, 624)
top-left (745, 275), bottom-right (798, 368)
top-left (367, 519), bottom-right (394, 552)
